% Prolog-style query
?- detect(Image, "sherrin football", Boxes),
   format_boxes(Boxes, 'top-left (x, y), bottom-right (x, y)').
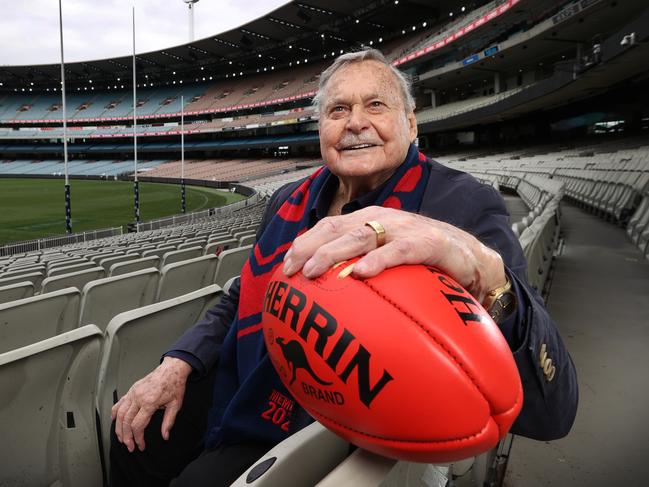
top-left (262, 258), bottom-right (522, 462)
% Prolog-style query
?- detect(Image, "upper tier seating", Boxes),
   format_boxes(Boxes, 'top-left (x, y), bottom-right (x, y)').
top-left (0, 158), bottom-right (166, 176)
top-left (142, 157), bottom-right (318, 182)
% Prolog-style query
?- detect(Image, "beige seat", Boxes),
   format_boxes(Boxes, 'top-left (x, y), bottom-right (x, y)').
top-left (177, 240), bottom-right (206, 250)
top-left (0, 280), bottom-right (34, 304)
top-left (99, 253), bottom-right (141, 271)
top-left (222, 275), bottom-right (239, 296)
top-left (214, 245), bottom-right (252, 287)
top-left (160, 246), bottom-right (203, 267)
top-left (79, 268), bottom-right (160, 331)
top-left (204, 237), bottom-right (238, 256)
top-left (232, 421), bottom-right (350, 487)
top-left (0, 287), bottom-right (80, 353)
top-left (48, 261), bottom-right (98, 277)
top-left (48, 257), bottom-right (88, 270)
top-left (41, 266), bottom-right (106, 294)
top-left (235, 423), bottom-right (501, 487)
top-left (142, 246), bottom-right (175, 259)
top-left (157, 254), bottom-right (218, 301)
top-left (96, 284), bottom-right (223, 468)
top-left (110, 256), bottom-right (161, 276)
top-left (239, 234), bottom-right (257, 246)
top-left (89, 251), bottom-right (123, 264)
top-left (0, 271), bottom-right (45, 291)
top-left (0, 264), bottom-right (46, 278)
top-left (0, 325), bottom-right (104, 487)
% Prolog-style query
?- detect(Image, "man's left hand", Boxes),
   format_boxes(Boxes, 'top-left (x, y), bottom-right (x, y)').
top-left (282, 206), bottom-right (506, 304)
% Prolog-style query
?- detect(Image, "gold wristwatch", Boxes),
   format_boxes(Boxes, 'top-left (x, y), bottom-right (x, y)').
top-left (483, 277), bottom-right (517, 323)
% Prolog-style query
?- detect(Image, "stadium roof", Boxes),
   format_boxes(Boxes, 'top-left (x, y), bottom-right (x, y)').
top-left (0, 0), bottom-right (478, 90)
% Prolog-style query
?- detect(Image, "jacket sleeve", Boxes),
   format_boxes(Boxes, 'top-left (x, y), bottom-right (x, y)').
top-left (164, 184), bottom-right (299, 377)
top-left (467, 185), bottom-right (578, 441)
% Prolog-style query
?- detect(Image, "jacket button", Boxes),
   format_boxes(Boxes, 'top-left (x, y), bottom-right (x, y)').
top-left (539, 343), bottom-right (555, 381)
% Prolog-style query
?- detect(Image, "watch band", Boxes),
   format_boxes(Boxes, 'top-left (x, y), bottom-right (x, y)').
top-left (483, 276), bottom-right (517, 323)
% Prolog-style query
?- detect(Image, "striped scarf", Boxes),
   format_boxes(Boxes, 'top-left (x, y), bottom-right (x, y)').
top-left (205, 143), bottom-right (431, 448)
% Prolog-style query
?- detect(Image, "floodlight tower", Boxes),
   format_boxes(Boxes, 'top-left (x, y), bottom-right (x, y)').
top-left (183, 0), bottom-right (200, 42)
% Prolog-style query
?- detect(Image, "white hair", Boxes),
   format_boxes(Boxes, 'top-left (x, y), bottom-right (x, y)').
top-left (312, 48), bottom-right (416, 114)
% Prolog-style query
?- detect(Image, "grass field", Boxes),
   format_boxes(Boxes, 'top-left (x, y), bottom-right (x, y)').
top-left (0, 178), bottom-right (246, 245)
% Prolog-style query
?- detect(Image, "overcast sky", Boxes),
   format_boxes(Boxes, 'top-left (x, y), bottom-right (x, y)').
top-left (0, 0), bottom-right (291, 66)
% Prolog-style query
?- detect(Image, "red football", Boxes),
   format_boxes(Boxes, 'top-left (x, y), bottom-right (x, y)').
top-left (262, 259), bottom-right (522, 463)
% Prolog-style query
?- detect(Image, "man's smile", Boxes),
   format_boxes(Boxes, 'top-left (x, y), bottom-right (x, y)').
top-left (339, 143), bottom-right (381, 151)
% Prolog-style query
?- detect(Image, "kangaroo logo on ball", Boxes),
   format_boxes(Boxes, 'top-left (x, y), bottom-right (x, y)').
top-left (275, 336), bottom-right (332, 386)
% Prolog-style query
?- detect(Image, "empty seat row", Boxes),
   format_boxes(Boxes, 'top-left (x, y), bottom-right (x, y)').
top-left (0, 235), bottom-right (253, 301)
top-left (0, 245), bottom-right (252, 353)
top-left (0, 284), bottom-right (222, 486)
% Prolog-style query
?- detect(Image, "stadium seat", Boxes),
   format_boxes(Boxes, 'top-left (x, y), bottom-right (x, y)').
top-left (99, 253), bottom-right (141, 271)
top-left (41, 266), bottom-right (106, 294)
top-left (233, 229), bottom-right (256, 240)
top-left (0, 271), bottom-right (45, 291)
top-left (0, 280), bottom-right (34, 305)
top-left (214, 245), bottom-right (252, 287)
top-left (142, 246), bottom-right (175, 259)
top-left (627, 194), bottom-right (649, 245)
top-left (90, 251), bottom-right (124, 264)
top-left (0, 287), bottom-right (80, 353)
top-left (160, 246), bottom-right (203, 267)
top-left (78, 267), bottom-right (160, 331)
top-left (204, 237), bottom-right (238, 256)
top-left (95, 284), bottom-right (223, 468)
top-left (157, 254), bottom-right (218, 301)
top-left (48, 257), bottom-right (90, 271)
top-left (0, 264), bottom-right (46, 277)
top-left (511, 221), bottom-right (527, 238)
top-left (207, 231), bottom-right (230, 242)
top-left (109, 256), bottom-right (161, 276)
top-left (232, 421), bottom-right (350, 487)
top-left (47, 260), bottom-right (98, 277)
top-left (222, 275), bottom-right (239, 296)
top-left (317, 449), bottom-right (398, 486)
top-left (239, 234), bottom-right (257, 246)
top-left (0, 325), bottom-right (103, 487)
top-left (177, 240), bottom-right (205, 251)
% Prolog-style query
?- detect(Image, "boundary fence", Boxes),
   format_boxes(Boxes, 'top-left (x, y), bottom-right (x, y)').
top-left (1, 176), bottom-right (260, 256)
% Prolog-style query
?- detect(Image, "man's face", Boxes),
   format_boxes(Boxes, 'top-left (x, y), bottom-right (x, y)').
top-left (318, 60), bottom-right (418, 182)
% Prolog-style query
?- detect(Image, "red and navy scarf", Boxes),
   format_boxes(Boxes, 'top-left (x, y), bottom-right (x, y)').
top-left (205, 144), bottom-right (431, 448)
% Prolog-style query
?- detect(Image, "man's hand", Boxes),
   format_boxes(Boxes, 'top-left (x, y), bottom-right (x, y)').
top-left (283, 205), bottom-right (506, 304)
top-left (111, 356), bottom-right (192, 452)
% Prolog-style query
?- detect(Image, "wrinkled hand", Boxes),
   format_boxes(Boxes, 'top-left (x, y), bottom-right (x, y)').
top-left (111, 356), bottom-right (192, 452)
top-left (283, 205), bottom-right (506, 304)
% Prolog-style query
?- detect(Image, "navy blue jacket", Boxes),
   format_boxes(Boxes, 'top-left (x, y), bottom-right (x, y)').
top-left (168, 157), bottom-right (578, 442)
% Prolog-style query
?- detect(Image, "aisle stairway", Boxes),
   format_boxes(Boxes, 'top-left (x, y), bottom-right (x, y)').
top-left (505, 202), bottom-right (649, 486)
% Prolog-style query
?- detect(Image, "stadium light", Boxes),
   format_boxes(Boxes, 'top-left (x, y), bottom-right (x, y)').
top-left (180, 95), bottom-right (186, 213)
top-left (183, 0), bottom-right (200, 42)
top-left (58, 0), bottom-right (72, 234)
top-left (132, 6), bottom-right (140, 225)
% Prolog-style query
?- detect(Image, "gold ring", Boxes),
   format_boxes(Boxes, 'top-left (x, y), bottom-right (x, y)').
top-left (365, 221), bottom-right (386, 247)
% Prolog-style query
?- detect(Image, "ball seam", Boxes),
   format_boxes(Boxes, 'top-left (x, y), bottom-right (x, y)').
top-left (310, 407), bottom-right (492, 444)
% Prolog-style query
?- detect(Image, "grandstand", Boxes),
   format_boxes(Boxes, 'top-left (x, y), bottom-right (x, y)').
top-left (1, 0), bottom-right (649, 485)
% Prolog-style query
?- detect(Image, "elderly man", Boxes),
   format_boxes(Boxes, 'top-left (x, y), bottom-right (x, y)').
top-left (111, 49), bottom-right (578, 486)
